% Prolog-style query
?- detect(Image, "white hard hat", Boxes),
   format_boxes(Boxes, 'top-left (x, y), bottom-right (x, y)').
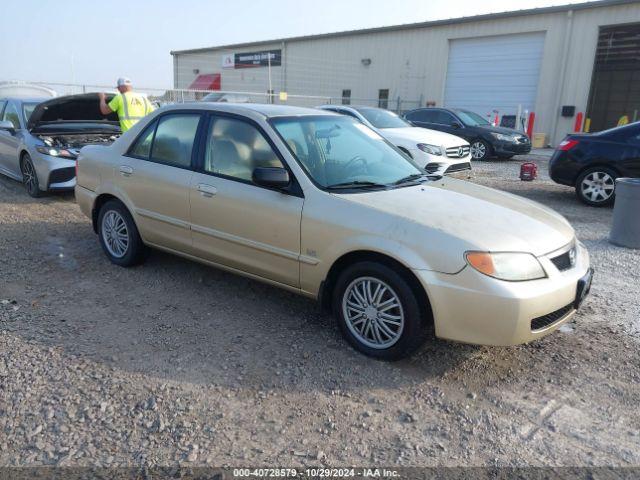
top-left (116, 77), bottom-right (132, 87)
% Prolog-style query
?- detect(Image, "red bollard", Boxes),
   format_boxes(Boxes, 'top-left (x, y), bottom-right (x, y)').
top-left (520, 162), bottom-right (537, 181)
top-left (574, 112), bottom-right (584, 132)
top-left (526, 112), bottom-right (535, 138)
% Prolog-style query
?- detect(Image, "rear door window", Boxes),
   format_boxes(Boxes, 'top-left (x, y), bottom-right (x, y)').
top-left (150, 114), bottom-right (201, 168)
top-left (433, 111), bottom-right (456, 125)
top-left (406, 110), bottom-right (433, 122)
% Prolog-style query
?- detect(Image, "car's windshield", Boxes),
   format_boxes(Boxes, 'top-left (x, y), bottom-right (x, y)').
top-left (355, 108), bottom-right (411, 129)
top-left (22, 103), bottom-right (39, 122)
top-left (271, 116), bottom-right (423, 189)
top-left (456, 110), bottom-right (491, 127)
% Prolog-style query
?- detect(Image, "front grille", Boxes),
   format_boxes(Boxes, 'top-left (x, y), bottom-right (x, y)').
top-left (445, 162), bottom-right (472, 174)
top-left (531, 303), bottom-right (574, 331)
top-left (445, 145), bottom-right (470, 158)
top-left (551, 250), bottom-right (573, 272)
top-left (48, 167), bottom-right (75, 187)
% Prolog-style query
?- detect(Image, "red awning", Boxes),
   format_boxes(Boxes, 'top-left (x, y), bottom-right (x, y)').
top-left (188, 73), bottom-right (221, 91)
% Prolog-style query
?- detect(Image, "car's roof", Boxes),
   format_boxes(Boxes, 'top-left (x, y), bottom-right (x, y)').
top-left (319, 105), bottom-right (379, 111)
top-left (0, 97), bottom-right (48, 104)
top-left (165, 102), bottom-right (338, 119)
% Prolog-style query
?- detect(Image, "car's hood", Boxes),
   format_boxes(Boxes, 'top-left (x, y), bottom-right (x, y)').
top-left (381, 127), bottom-right (468, 147)
top-left (27, 93), bottom-right (119, 131)
top-left (338, 178), bottom-right (574, 258)
top-left (476, 124), bottom-right (527, 137)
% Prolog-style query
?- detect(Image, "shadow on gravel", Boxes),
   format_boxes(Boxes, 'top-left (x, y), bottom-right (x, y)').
top-left (1, 217), bottom-right (480, 393)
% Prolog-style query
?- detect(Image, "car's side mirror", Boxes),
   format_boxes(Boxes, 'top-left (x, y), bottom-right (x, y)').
top-left (252, 167), bottom-right (290, 189)
top-left (451, 121), bottom-right (463, 129)
top-left (0, 120), bottom-right (16, 134)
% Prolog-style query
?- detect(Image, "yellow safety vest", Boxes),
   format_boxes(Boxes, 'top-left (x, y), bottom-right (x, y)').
top-left (109, 92), bottom-right (153, 132)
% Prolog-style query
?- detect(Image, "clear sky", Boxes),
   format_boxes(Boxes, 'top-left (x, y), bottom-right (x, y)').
top-left (0, 0), bottom-right (590, 89)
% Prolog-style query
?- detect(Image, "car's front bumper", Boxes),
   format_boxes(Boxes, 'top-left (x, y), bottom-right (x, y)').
top-left (32, 151), bottom-right (76, 191)
top-left (410, 149), bottom-right (472, 176)
top-left (414, 242), bottom-right (591, 346)
top-left (494, 141), bottom-right (532, 156)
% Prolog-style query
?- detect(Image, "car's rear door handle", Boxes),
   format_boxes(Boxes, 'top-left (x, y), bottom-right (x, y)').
top-left (119, 165), bottom-right (133, 176)
top-left (197, 183), bottom-right (217, 197)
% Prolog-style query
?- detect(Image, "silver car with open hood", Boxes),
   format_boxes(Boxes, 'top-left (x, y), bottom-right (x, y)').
top-left (0, 93), bottom-right (120, 197)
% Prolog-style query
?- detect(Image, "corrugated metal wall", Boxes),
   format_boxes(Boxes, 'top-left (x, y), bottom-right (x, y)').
top-left (173, 2), bottom-right (640, 145)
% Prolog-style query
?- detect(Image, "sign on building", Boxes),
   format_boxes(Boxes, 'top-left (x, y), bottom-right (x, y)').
top-left (234, 50), bottom-right (282, 69)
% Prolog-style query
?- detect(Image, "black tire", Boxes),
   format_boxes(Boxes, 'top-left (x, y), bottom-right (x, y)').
top-left (470, 139), bottom-right (492, 161)
top-left (332, 261), bottom-right (430, 361)
top-left (20, 153), bottom-right (43, 198)
top-left (97, 199), bottom-right (147, 266)
top-left (575, 167), bottom-right (617, 207)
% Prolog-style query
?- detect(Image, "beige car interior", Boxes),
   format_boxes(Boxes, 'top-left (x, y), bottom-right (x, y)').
top-left (205, 117), bottom-right (283, 181)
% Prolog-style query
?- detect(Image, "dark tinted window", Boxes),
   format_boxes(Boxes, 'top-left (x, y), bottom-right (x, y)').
top-left (406, 110), bottom-right (434, 122)
top-left (129, 120), bottom-right (157, 158)
top-left (433, 110), bottom-right (457, 125)
top-left (151, 114), bottom-right (201, 168)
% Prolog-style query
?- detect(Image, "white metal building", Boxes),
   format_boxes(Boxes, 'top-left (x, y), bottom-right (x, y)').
top-left (171, 0), bottom-right (640, 145)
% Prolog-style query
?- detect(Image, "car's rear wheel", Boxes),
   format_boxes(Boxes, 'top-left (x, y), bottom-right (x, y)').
top-left (20, 154), bottom-right (42, 198)
top-left (97, 200), bottom-right (147, 266)
top-left (576, 167), bottom-right (617, 207)
top-left (470, 139), bottom-right (491, 161)
top-left (332, 261), bottom-right (429, 360)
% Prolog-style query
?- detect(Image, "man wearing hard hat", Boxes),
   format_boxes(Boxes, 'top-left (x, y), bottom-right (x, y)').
top-left (98, 77), bottom-right (154, 132)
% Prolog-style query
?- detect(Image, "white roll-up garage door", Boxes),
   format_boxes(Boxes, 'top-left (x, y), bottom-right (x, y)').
top-left (444, 32), bottom-right (545, 119)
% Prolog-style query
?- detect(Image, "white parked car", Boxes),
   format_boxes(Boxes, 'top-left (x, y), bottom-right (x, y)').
top-left (318, 105), bottom-right (471, 176)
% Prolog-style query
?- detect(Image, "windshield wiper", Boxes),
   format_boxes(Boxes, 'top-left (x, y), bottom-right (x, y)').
top-left (326, 180), bottom-right (388, 190)
top-left (392, 173), bottom-right (430, 185)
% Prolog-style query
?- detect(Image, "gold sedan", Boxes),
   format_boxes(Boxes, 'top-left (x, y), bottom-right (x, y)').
top-left (76, 104), bottom-right (592, 360)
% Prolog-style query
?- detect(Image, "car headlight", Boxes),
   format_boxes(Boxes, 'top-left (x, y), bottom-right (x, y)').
top-left (417, 143), bottom-right (443, 156)
top-left (490, 133), bottom-right (517, 142)
top-left (465, 251), bottom-right (547, 281)
top-left (36, 146), bottom-right (77, 159)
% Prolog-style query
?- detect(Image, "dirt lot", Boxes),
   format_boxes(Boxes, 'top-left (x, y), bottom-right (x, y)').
top-left (0, 155), bottom-right (639, 469)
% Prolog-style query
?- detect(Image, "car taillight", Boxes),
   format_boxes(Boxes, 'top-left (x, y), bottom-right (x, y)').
top-left (558, 139), bottom-right (579, 151)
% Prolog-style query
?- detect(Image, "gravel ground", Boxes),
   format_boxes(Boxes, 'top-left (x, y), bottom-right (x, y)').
top-left (0, 155), bottom-right (639, 469)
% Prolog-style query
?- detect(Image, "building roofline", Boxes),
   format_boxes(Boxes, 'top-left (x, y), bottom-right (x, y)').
top-left (170, 0), bottom-right (639, 55)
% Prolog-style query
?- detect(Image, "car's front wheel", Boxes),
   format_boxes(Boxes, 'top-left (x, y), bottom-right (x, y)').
top-left (470, 139), bottom-right (491, 161)
top-left (97, 200), bottom-right (147, 266)
top-left (576, 167), bottom-right (617, 207)
top-left (332, 261), bottom-right (430, 360)
top-left (20, 154), bottom-right (43, 198)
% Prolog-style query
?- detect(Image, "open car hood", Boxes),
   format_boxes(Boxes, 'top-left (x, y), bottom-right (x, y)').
top-left (28, 93), bottom-right (120, 131)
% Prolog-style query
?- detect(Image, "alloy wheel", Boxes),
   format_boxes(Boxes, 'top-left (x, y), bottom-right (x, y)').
top-left (21, 158), bottom-right (38, 195)
top-left (580, 171), bottom-right (615, 203)
top-left (101, 210), bottom-right (130, 258)
top-left (342, 277), bottom-right (404, 349)
top-left (470, 141), bottom-right (487, 160)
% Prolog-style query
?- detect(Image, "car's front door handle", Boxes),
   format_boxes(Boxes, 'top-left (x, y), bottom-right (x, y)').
top-left (197, 183), bottom-right (217, 197)
top-left (119, 165), bottom-right (134, 176)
